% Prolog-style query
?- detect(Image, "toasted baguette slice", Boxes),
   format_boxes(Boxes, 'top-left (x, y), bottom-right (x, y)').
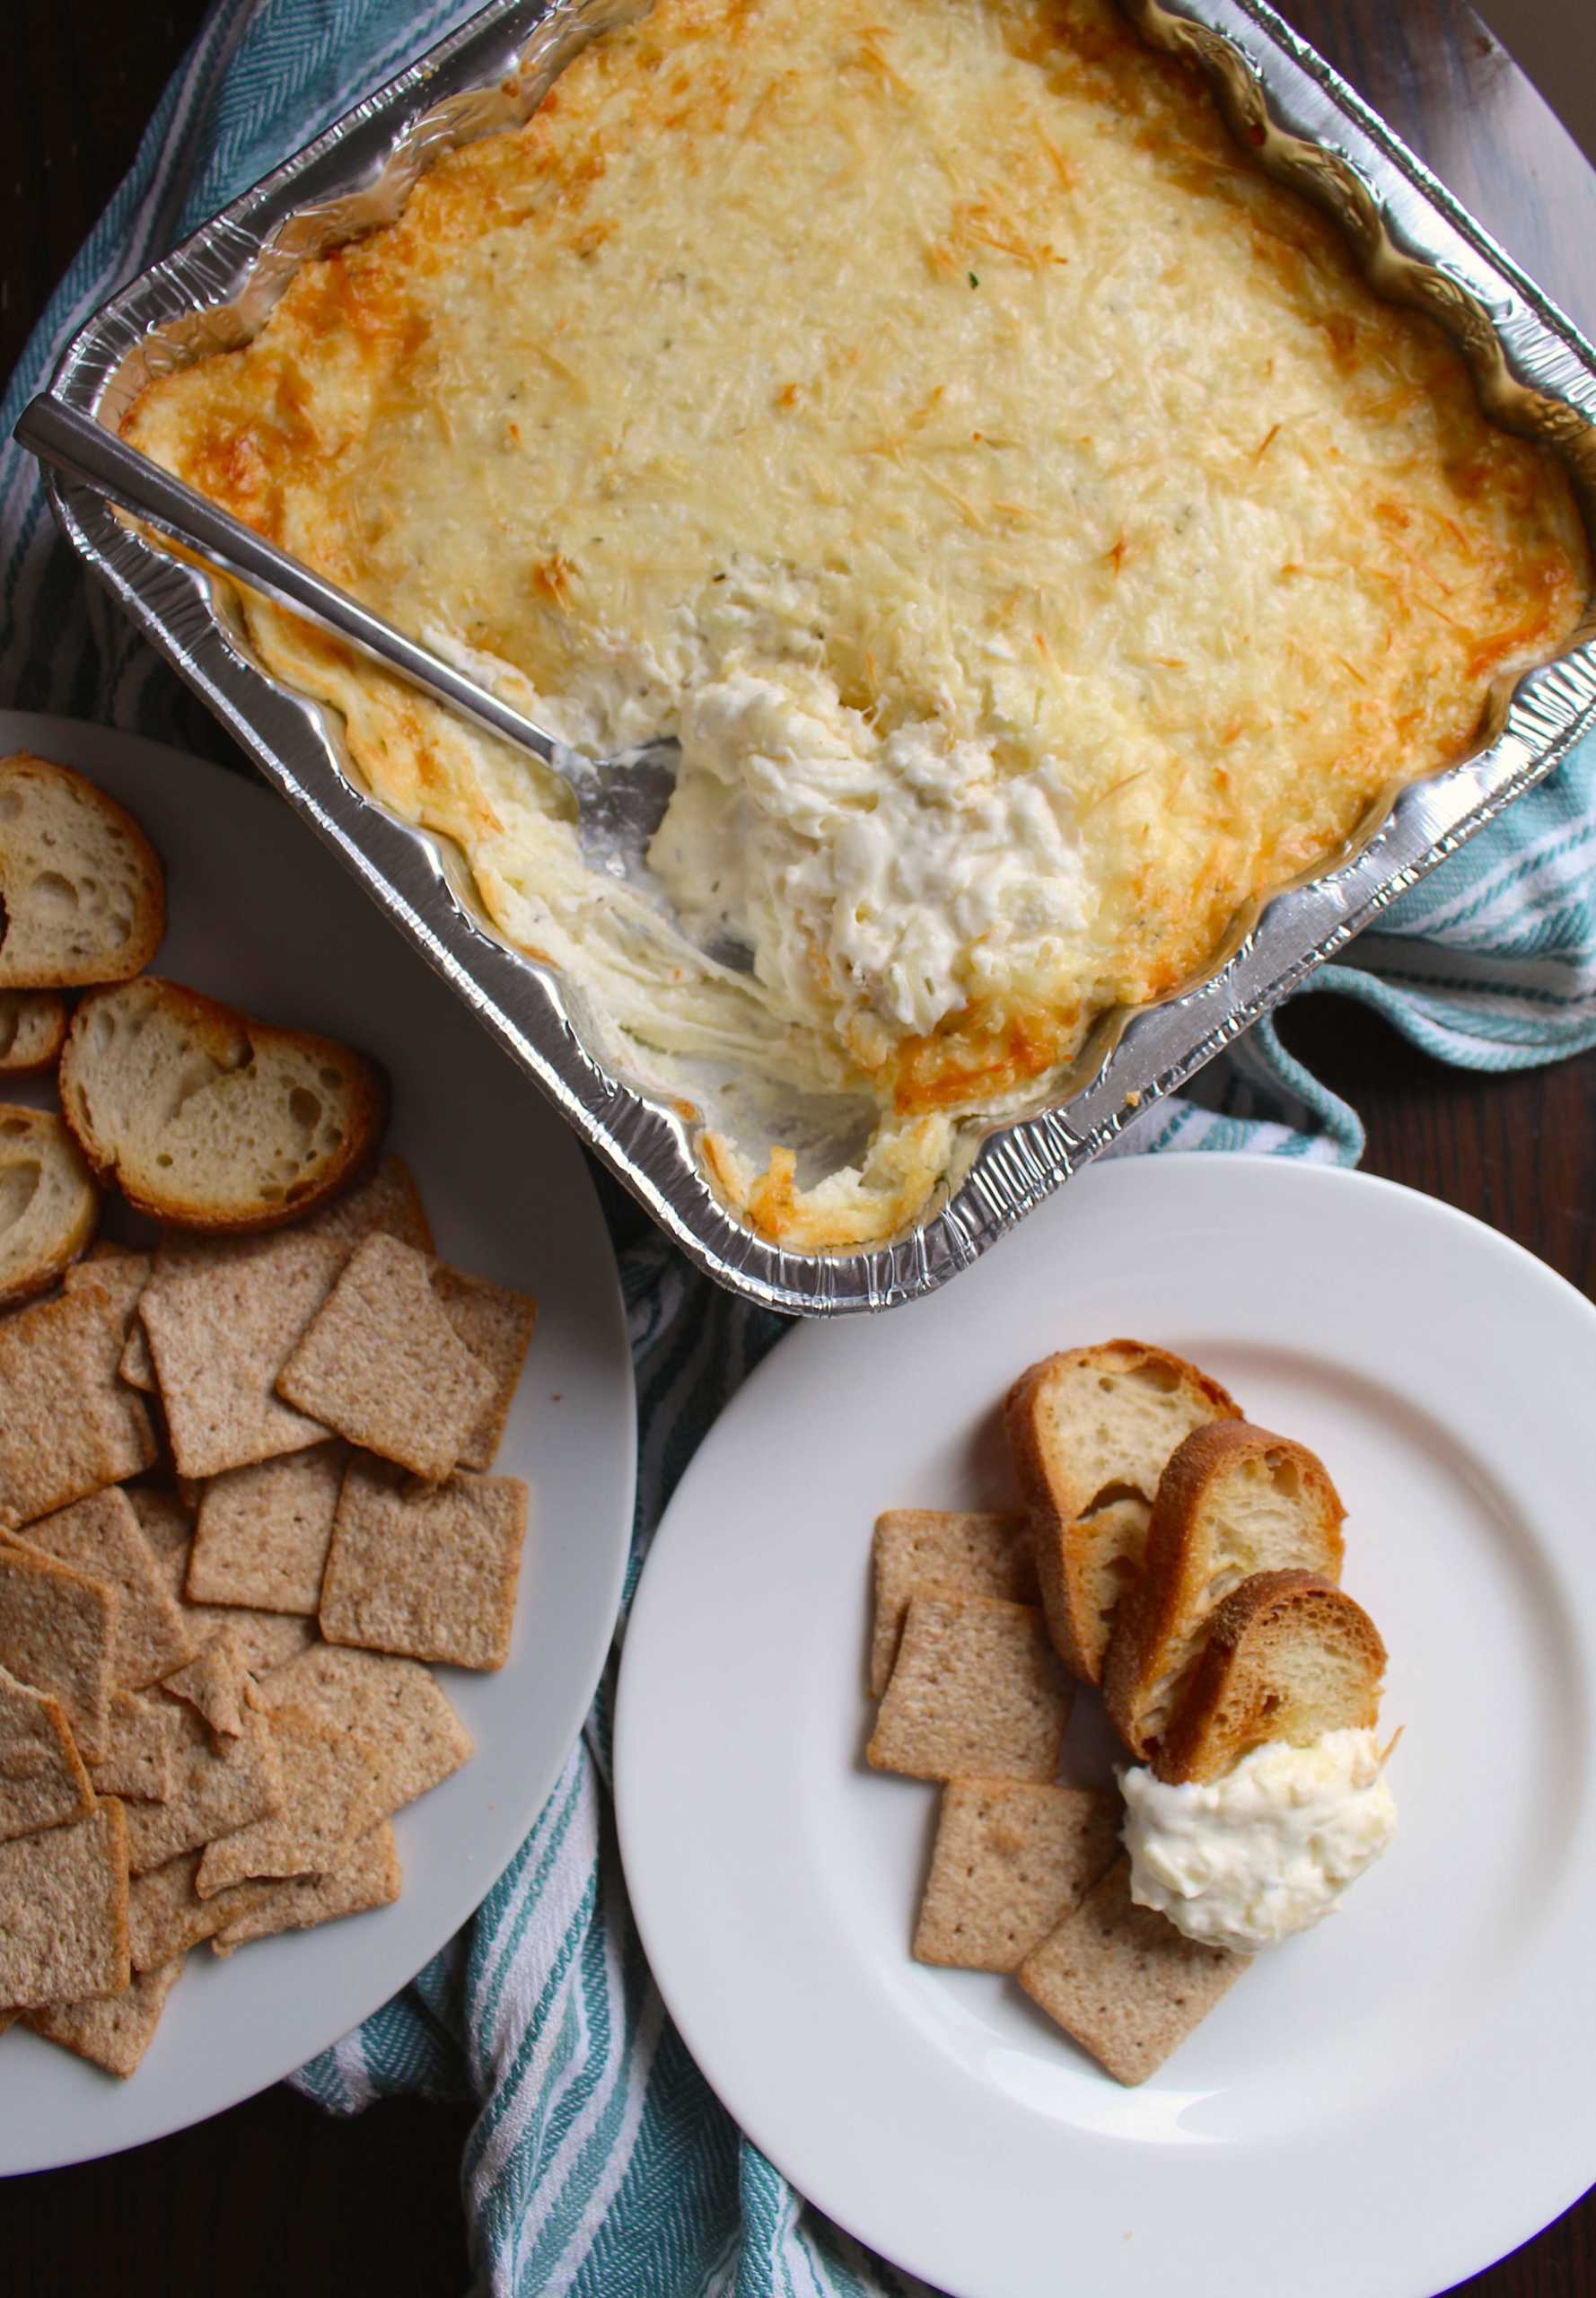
top-left (0, 1105), bottom-right (99, 1309)
top-left (58, 978), bottom-right (384, 1232)
top-left (1005, 1341), bottom-right (1241, 1685)
top-left (1153, 1569), bottom-right (1386, 1785)
top-left (1033, 1493), bottom-right (1152, 1689)
top-left (0, 991), bottom-right (68, 1075)
top-left (1102, 1422), bottom-right (1345, 1759)
top-left (0, 754), bottom-right (163, 989)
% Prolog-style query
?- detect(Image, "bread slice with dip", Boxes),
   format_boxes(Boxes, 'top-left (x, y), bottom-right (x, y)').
top-left (1152, 1569), bottom-right (1387, 1786)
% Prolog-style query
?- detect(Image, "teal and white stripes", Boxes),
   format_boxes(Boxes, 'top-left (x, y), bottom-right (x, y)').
top-left (3, 4), bottom-right (1594, 2289)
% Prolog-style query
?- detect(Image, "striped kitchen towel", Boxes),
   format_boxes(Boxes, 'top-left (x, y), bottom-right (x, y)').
top-left (2, 4), bottom-right (1595, 2292)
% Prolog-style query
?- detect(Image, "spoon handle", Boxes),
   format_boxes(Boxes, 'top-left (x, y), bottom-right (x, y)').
top-left (15, 393), bottom-right (564, 773)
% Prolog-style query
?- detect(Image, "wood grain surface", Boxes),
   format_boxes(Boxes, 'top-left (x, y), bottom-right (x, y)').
top-left (3, 0), bottom-right (1595, 2291)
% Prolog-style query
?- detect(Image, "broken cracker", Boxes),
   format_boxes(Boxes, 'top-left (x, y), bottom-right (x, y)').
top-left (186, 1444), bottom-right (345, 1615)
top-left (1017, 1857), bottom-right (1249, 2085)
top-left (0, 1279), bottom-right (157, 1530)
top-left (211, 1821), bottom-right (402, 1954)
top-left (16, 1487), bottom-right (194, 1688)
top-left (867, 1592), bottom-right (1072, 1785)
top-left (26, 1957), bottom-right (183, 2080)
top-left (200, 1609), bottom-right (315, 1678)
top-left (276, 1234), bottom-right (495, 1481)
top-left (162, 1627), bottom-right (251, 1742)
top-left (0, 1660), bottom-right (93, 1842)
top-left (90, 1688), bottom-right (181, 1803)
top-left (432, 1267), bottom-right (537, 1472)
top-left (124, 1696), bottom-right (284, 1875)
top-left (254, 1643), bottom-right (471, 1815)
top-left (870, 1510), bottom-right (1035, 1697)
top-left (0, 1543), bottom-right (118, 1760)
top-left (128, 1848), bottom-right (238, 1971)
top-left (0, 1802), bottom-right (129, 2009)
top-left (320, 1457), bottom-right (528, 1671)
top-left (119, 1318), bottom-right (157, 1393)
top-left (196, 1703), bottom-right (385, 1898)
top-left (913, 1780), bottom-right (1120, 1974)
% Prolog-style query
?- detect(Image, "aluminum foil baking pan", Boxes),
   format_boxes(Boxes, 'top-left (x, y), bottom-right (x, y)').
top-left (37, 0), bottom-right (1596, 1314)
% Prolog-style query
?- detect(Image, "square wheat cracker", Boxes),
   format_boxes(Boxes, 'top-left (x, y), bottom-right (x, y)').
top-left (913, 1781), bottom-right (1120, 1973)
top-left (254, 1643), bottom-right (471, 1814)
top-left (320, 1458), bottom-right (528, 1671)
top-left (0, 1662), bottom-right (93, 1841)
top-left (124, 1697), bottom-right (284, 1874)
top-left (867, 1592), bottom-right (1072, 1784)
top-left (135, 1159), bottom-right (435, 1476)
top-left (0, 1282), bottom-right (156, 1531)
top-left (187, 1444), bottom-right (346, 1614)
top-left (127, 1485), bottom-right (320, 1674)
top-left (870, 1511), bottom-right (1035, 1697)
top-left (211, 1822), bottom-right (402, 1954)
top-left (0, 1544), bottom-right (118, 1760)
top-left (0, 1802), bottom-right (129, 2009)
top-left (16, 1487), bottom-right (194, 1688)
top-left (276, 1233), bottom-right (495, 1481)
top-left (26, 1958), bottom-right (183, 2079)
top-left (139, 1232), bottom-right (334, 1479)
top-left (1017, 1858), bottom-right (1249, 2085)
top-left (197, 1704), bottom-right (386, 1897)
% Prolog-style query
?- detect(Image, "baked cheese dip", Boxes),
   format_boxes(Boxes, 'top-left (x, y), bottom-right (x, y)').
top-left (125, 0), bottom-right (1590, 1249)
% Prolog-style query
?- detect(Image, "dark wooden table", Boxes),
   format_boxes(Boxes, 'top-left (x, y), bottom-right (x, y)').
top-left (4, 0), bottom-right (1595, 2291)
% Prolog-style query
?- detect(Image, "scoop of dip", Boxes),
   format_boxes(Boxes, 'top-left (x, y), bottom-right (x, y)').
top-left (1120, 1728), bottom-right (1398, 1952)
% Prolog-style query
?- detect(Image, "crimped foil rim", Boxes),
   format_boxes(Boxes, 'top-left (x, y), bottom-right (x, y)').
top-left (38, 0), bottom-right (1596, 1314)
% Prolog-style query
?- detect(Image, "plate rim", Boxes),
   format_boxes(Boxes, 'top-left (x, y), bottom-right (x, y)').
top-left (0, 709), bottom-right (636, 2174)
top-left (616, 1152), bottom-right (1596, 2298)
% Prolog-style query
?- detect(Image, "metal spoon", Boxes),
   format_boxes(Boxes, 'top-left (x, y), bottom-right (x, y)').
top-left (14, 393), bottom-right (683, 885)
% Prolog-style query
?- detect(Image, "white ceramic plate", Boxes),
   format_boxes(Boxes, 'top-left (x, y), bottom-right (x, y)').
top-left (0, 712), bottom-right (635, 2175)
top-left (617, 1153), bottom-right (1596, 2298)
